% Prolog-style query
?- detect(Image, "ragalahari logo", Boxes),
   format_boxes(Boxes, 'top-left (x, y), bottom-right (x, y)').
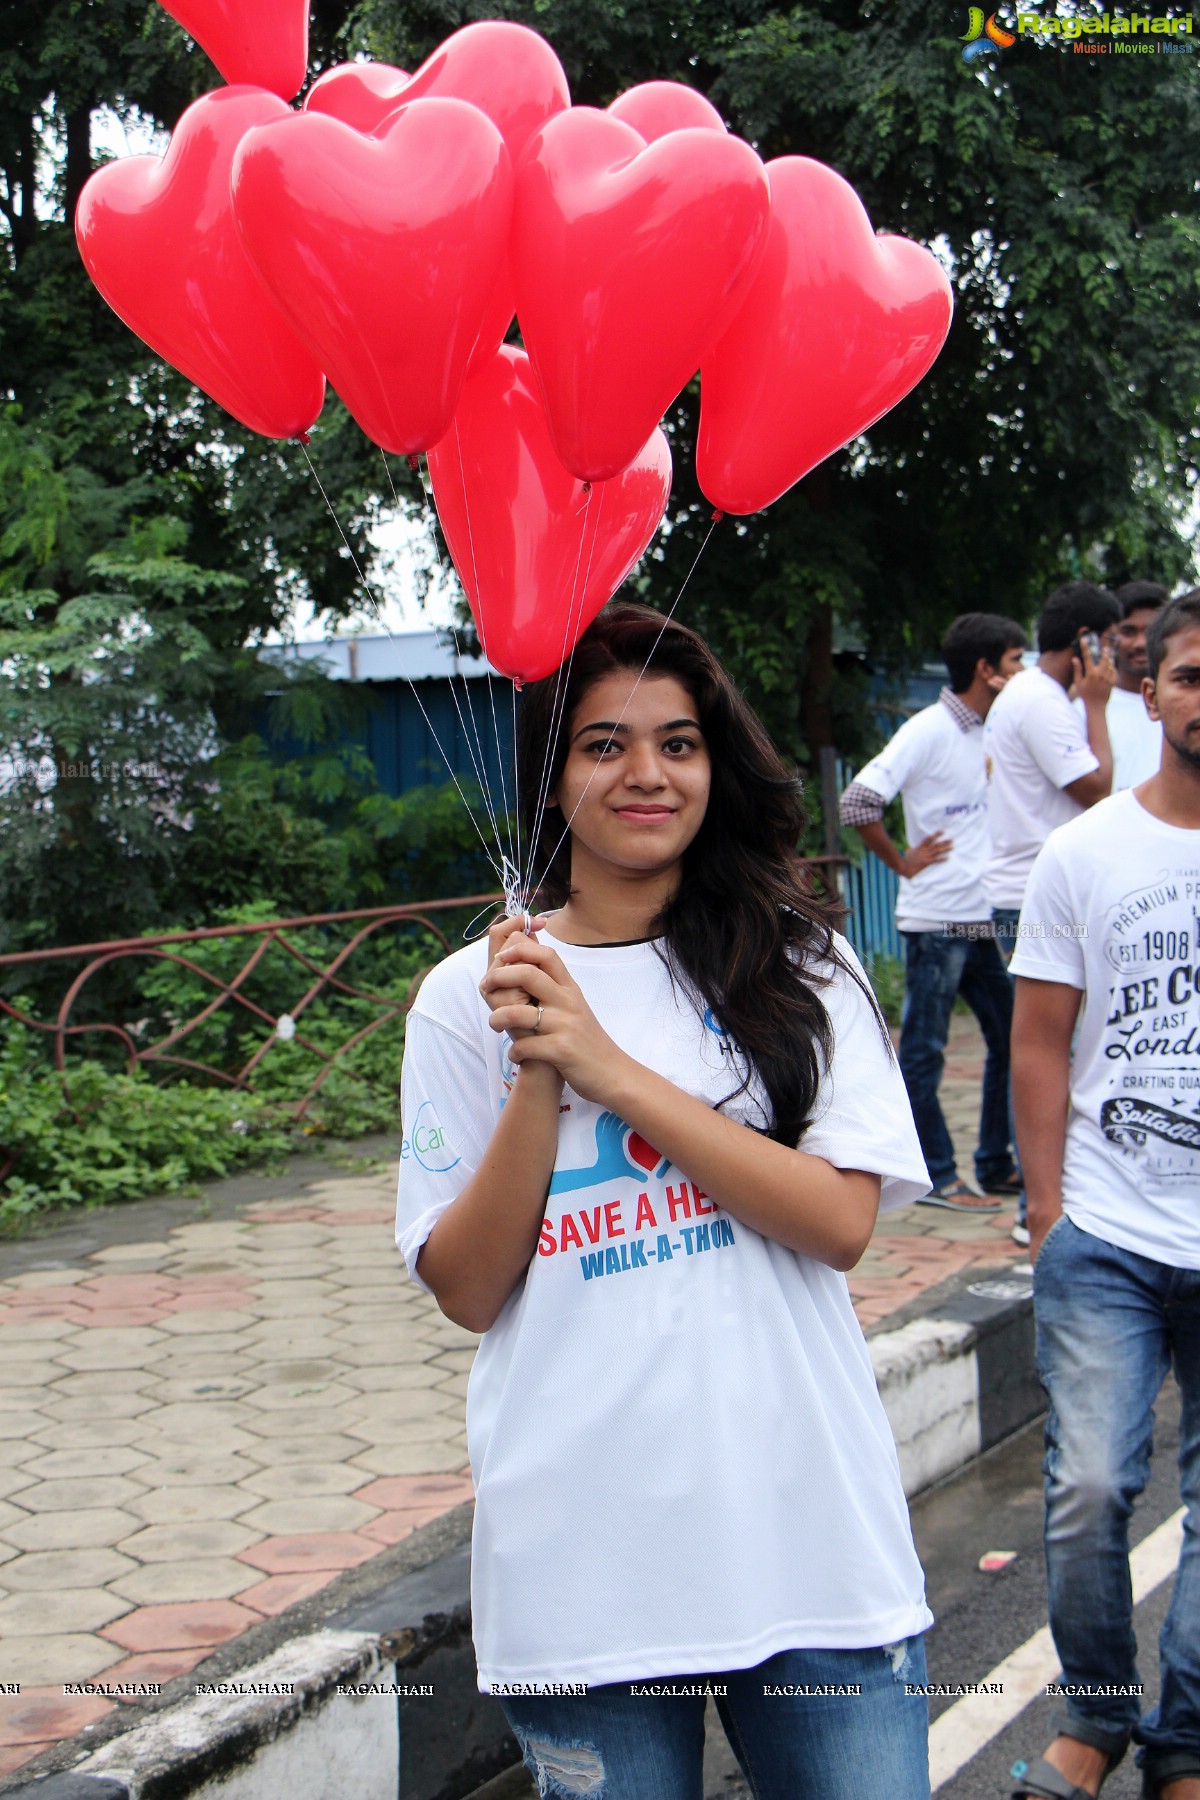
top-left (962, 8), bottom-right (1017, 57)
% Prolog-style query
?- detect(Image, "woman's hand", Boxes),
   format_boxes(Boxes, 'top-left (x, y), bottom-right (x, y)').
top-left (480, 933), bottom-right (633, 1107)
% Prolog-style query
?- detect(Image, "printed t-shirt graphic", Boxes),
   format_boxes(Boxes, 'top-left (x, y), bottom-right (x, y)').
top-left (1012, 789), bottom-right (1200, 1270)
top-left (396, 933), bottom-right (932, 1690)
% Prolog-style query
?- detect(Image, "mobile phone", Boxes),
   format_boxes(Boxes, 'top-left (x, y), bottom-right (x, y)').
top-left (1074, 630), bottom-right (1102, 663)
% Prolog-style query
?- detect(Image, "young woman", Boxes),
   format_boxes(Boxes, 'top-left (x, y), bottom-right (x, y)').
top-left (396, 604), bottom-right (934, 1800)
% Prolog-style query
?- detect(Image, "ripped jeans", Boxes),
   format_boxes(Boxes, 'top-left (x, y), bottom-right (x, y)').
top-left (498, 1638), bottom-right (930, 1800)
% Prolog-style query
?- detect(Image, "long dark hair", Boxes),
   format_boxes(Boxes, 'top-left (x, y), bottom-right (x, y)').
top-left (517, 603), bottom-right (887, 1147)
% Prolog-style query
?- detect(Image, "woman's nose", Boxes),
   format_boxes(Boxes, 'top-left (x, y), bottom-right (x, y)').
top-left (623, 744), bottom-right (666, 788)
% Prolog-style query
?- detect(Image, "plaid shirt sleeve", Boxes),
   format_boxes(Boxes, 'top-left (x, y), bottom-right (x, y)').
top-left (838, 780), bottom-right (887, 827)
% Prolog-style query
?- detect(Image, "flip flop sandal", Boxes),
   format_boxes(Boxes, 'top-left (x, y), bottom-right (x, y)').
top-left (1141, 1752), bottom-right (1200, 1797)
top-left (1010, 1756), bottom-right (1108, 1800)
top-left (918, 1180), bottom-right (1003, 1214)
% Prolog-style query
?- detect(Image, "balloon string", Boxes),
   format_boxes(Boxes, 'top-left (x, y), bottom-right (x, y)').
top-left (522, 483), bottom-right (607, 905)
top-left (296, 440), bottom-right (510, 897)
top-left (524, 508), bottom-right (723, 919)
top-left (301, 440), bottom-right (395, 642)
top-left (443, 419), bottom-right (519, 877)
top-left (389, 444), bottom-right (516, 885)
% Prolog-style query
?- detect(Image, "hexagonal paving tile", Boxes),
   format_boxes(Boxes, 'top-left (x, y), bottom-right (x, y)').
top-left (131, 1454), bottom-right (262, 1489)
top-left (234, 1463), bottom-right (366, 1500)
top-left (115, 1521), bottom-right (259, 1562)
top-left (0, 1587), bottom-right (131, 1636)
top-left (30, 1420), bottom-right (148, 1452)
top-left (347, 1443), bottom-right (473, 1477)
top-left (109, 1558), bottom-right (269, 1606)
top-left (19, 1448), bottom-right (150, 1481)
top-left (125, 1485), bottom-right (256, 1526)
top-left (234, 1497), bottom-right (378, 1536)
top-left (1, 1547), bottom-right (138, 1591)
top-left (99, 1598), bottom-right (261, 1653)
top-left (233, 1571), bottom-right (339, 1616)
top-left (8, 1477), bottom-right (148, 1514)
top-left (0, 1685), bottom-right (113, 1744)
top-left (0, 1632), bottom-right (123, 1686)
top-left (233, 1532), bottom-right (377, 1575)
top-left (5, 1510), bottom-right (143, 1553)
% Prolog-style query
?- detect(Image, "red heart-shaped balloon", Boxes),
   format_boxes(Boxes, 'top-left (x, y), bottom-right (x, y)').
top-left (303, 62), bottom-right (411, 135)
top-left (513, 110), bottom-right (769, 483)
top-left (607, 82), bottom-right (727, 143)
top-left (75, 87), bottom-right (325, 440)
top-left (305, 22), bottom-right (569, 164)
top-left (157, 0), bottom-right (307, 100)
top-left (232, 100), bottom-right (513, 456)
top-left (697, 157), bottom-right (953, 515)
top-left (427, 347), bottom-right (672, 684)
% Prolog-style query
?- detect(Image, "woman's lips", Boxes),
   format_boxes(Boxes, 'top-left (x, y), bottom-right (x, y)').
top-left (614, 805), bottom-right (674, 820)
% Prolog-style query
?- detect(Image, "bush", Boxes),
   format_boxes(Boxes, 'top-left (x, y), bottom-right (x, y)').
top-left (0, 905), bottom-right (454, 1230)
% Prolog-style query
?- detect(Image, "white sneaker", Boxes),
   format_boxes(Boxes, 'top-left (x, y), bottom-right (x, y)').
top-left (1011, 1221), bottom-right (1030, 1247)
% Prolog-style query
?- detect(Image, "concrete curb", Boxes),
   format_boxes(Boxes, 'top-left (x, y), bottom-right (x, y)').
top-left (872, 1259), bottom-right (1039, 1494)
top-left (3, 1262), bottom-right (1040, 1800)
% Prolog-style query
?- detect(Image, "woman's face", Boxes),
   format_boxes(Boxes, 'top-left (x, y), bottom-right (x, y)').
top-left (551, 670), bottom-right (711, 887)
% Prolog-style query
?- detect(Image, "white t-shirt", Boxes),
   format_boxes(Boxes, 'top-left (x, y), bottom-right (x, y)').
top-left (1073, 686), bottom-right (1162, 791)
top-left (984, 666), bottom-right (1100, 909)
top-left (396, 931), bottom-right (932, 1690)
top-left (1012, 790), bottom-right (1200, 1270)
top-left (854, 701), bottom-right (990, 930)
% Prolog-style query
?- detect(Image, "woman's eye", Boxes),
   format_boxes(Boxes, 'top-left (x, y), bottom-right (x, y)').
top-left (584, 737), bottom-right (620, 756)
top-left (663, 736), bottom-right (698, 755)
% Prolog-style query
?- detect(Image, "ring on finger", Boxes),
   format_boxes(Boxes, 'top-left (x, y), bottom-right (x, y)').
top-left (533, 1004), bottom-right (545, 1033)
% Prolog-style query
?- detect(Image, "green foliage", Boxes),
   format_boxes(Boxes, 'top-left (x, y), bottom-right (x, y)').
top-left (0, 1011), bottom-right (296, 1231)
top-left (862, 953), bottom-right (905, 1030)
top-left (0, 899), bottom-right (448, 1225)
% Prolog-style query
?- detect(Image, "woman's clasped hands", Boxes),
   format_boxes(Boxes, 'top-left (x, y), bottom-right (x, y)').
top-left (480, 914), bottom-right (630, 1106)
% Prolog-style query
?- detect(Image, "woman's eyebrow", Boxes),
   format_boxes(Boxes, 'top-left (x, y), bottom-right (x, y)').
top-left (571, 719), bottom-right (627, 741)
top-left (571, 716), bottom-right (702, 742)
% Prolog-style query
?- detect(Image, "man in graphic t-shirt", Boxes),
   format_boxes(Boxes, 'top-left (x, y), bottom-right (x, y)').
top-left (1009, 590), bottom-right (1200, 1800)
top-left (840, 612), bottom-right (1026, 1210)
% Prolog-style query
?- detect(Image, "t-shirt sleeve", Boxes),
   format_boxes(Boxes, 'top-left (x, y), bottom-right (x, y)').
top-left (800, 945), bottom-right (931, 1213)
top-left (395, 1008), bottom-right (494, 1290)
top-left (851, 717), bottom-right (921, 808)
top-left (1009, 838), bottom-right (1087, 990)
top-left (1024, 692), bottom-right (1100, 792)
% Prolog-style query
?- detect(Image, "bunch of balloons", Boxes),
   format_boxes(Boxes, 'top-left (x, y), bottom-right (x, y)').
top-left (76, 6), bottom-right (953, 683)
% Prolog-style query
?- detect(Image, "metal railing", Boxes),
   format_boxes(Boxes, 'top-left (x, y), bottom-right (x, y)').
top-left (0, 897), bottom-right (500, 1181)
top-left (0, 858), bottom-right (886, 1187)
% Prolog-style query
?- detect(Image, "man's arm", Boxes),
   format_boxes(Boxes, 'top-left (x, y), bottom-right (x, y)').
top-left (1063, 642), bottom-right (1115, 807)
top-left (840, 782), bottom-right (951, 878)
top-left (1011, 975), bottom-right (1082, 1261)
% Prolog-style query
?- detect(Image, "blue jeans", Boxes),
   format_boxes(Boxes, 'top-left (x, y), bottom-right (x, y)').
top-left (498, 1638), bottom-right (931, 1800)
top-left (992, 906), bottom-right (1026, 1226)
top-left (1034, 1216), bottom-right (1200, 1768)
top-left (897, 928), bottom-right (1015, 1190)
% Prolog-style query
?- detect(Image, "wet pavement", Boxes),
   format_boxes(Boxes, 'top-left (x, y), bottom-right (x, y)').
top-left (0, 1011), bottom-right (1023, 1780)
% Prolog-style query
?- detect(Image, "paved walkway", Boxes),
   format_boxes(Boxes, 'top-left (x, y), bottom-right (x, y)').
top-left (0, 1012), bottom-right (1022, 1781)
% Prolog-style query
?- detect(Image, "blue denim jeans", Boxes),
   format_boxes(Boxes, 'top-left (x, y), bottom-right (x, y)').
top-left (897, 928), bottom-right (1015, 1190)
top-left (498, 1638), bottom-right (931, 1800)
top-left (991, 905), bottom-right (1026, 1226)
top-left (1034, 1216), bottom-right (1200, 1768)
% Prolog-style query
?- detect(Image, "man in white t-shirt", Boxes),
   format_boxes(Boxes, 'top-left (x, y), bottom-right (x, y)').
top-left (985, 581), bottom-right (1120, 933)
top-left (986, 581), bottom-right (1120, 1244)
top-left (840, 612), bottom-right (1026, 1210)
top-left (1009, 590), bottom-right (1200, 1800)
top-left (1108, 580), bottom-right (1167, 789)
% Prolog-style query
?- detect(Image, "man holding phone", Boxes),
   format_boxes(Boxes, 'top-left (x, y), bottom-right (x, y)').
top-left (983, 580), bottom-right (1120, 1241)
